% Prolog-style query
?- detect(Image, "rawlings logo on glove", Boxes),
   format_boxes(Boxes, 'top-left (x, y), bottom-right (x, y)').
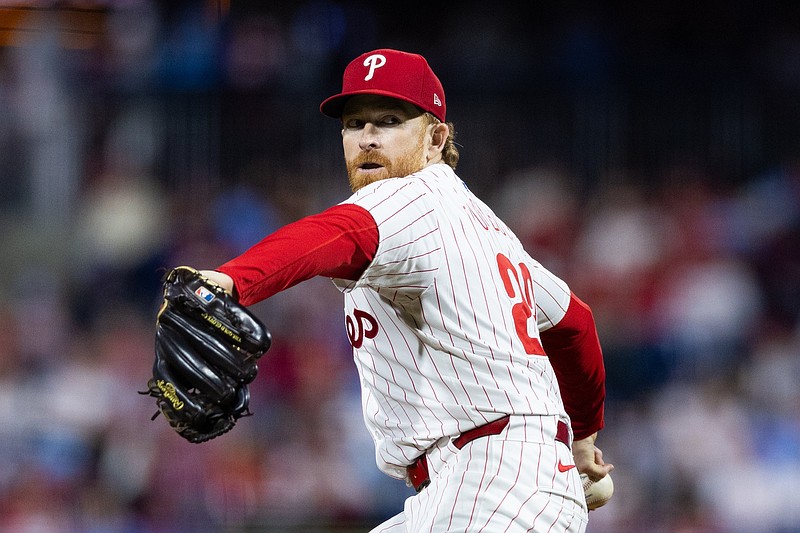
top-left (155, 380), bottom-right (184, 410)
top-left (141, 266), bottom-right (272, 443)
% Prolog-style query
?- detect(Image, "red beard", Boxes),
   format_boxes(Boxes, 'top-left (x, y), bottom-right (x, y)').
top-left (346, 142), bottom-right (426, 192)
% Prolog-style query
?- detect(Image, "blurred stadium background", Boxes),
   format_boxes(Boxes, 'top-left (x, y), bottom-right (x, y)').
top-left (0, 1), bottom-right (798, 532)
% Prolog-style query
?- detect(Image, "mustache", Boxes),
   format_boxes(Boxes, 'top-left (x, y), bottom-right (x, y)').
top-left (351, 152), bottom-right (392, 168)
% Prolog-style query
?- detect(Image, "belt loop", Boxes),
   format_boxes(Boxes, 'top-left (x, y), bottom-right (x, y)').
top-left (407, 455), bottom-right (430, 492)
top-left (556, 420), bottom-right (571, 449)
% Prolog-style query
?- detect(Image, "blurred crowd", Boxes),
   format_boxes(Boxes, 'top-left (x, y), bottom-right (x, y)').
top-left (0, 1), bottom-right (799, 532)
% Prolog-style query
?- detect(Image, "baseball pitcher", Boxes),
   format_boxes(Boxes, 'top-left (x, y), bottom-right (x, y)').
top-left (144, 48), bottom-right (613, 532)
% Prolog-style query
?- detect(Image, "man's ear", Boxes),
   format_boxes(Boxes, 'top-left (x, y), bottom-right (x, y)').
top-left (430, 122), bottom-right (449, 151)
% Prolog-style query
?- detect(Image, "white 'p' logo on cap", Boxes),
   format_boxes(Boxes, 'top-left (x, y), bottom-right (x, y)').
top-left (363, 54), bottom-right (386, 81)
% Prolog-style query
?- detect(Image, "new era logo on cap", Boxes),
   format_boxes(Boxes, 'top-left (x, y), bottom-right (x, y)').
top-left (320, 49), bottom-right (446, 122)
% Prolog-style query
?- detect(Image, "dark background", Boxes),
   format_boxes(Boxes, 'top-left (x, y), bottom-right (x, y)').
top-left (0, 2), bottom-right (798, 532)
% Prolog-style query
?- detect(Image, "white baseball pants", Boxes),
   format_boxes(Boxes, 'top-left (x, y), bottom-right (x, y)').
top-left (370, 415), bottom-right (588, 533)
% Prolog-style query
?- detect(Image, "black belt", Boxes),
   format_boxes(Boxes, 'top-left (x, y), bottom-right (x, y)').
top-left (407, 416), bottom-right (570, 492)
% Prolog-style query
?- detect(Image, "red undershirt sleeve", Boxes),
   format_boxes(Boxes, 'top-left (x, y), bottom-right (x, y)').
top-left (216, 203), bottom-right (379, 306)
top-left (540, 292), bottom-right (606, 440)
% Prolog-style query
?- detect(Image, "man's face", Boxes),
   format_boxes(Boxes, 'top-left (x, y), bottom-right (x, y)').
top-left (341, 95), bottom-right (433, 192)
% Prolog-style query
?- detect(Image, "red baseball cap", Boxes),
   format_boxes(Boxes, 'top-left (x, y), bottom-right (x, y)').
top-left (320, 49), bottom-right (446, 122)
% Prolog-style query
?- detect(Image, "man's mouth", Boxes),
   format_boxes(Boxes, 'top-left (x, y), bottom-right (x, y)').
top-left (360, 162), bottom-right (383, 170)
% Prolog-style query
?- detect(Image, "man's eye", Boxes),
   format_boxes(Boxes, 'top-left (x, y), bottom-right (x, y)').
top-left (344, 119), bottom-right (363, 129)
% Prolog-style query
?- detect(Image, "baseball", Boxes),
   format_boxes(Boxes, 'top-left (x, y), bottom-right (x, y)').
top-left (581, 473), bottom-right (614, 510)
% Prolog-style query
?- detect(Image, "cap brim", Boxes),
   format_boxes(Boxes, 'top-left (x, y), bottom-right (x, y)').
top-left (320, 89), bottom-right (426, 119)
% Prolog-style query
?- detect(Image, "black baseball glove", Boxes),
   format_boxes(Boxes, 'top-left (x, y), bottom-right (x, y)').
top-left (141, 266), bottom-right (271, 443)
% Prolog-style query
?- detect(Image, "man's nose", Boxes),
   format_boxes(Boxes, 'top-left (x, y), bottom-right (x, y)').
top-left (359, 123), bottom-right (381, 150)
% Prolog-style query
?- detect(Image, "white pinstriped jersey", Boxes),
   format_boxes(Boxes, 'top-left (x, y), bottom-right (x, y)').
top-left (333, 163), bottom-right (573, 479)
